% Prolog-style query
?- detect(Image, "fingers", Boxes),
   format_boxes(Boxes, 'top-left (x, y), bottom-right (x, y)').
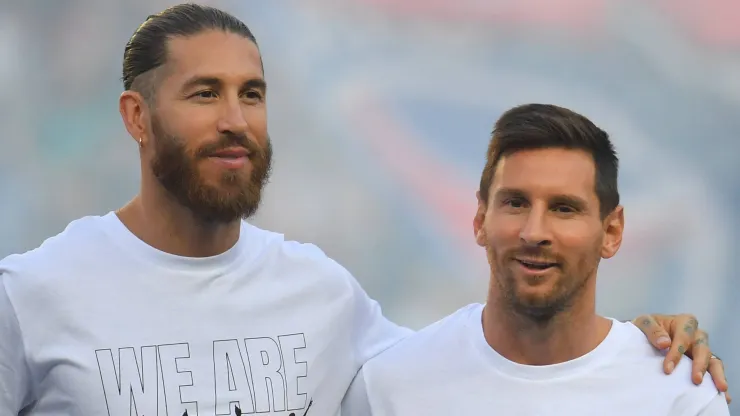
top-left (707, 356), bottom-right (729, 394)
top-left (663, 315), bottom-right (698, 374)
top-left (632, 314), bottom-right (672, 351)
top-left (688, 330), bottom-right (710, 384)
top-left (725, 392), bottom-right (733, 405)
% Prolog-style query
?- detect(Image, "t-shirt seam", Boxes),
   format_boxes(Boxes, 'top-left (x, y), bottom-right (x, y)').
top-left (345, 266), bottom-right (362, 372)
top-left (98, 219), bottom-right (256, 275)
top-left (362, 365), bottom-right (382, 413)
top-left (1, 276), bottom-right (37, 404)
top-left (684, 389), bottom-right (725, 416)
top-left (467, 307), bottom-right (631, 382)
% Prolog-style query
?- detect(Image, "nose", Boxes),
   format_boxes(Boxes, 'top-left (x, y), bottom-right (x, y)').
top-left (519, 208), bottom-right (552, 247)
top-left (216, 98), bottom-right (250, 137)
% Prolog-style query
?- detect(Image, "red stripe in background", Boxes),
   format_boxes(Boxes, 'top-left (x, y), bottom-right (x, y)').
top-left (348, 0), bottom-right (608, 29)
top-left (346, 96), bottom-right (481, 253)
top-left (654, 0), bottom-right (740, 47)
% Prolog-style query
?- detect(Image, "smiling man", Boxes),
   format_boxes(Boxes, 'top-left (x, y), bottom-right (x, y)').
top-left (341, 104), bottom-right (730, 415)
top-left (0, 4), bottom-right (730, 416)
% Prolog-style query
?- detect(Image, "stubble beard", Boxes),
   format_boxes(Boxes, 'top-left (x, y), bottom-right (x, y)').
top-left (491, 247), bottom-right (595, 326)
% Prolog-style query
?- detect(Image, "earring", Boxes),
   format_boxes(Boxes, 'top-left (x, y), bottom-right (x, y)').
top-left (138, 137), bottom-right (143, 147)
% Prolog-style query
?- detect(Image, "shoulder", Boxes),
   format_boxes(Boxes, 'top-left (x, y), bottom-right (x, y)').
top-left (610, 321), bottom-right (723, 414)
top-left (0, 215), bottom-right (108, 324)
top-left (0, 215), bottom-right (106, 282)
top-left (692, 394), bottom-right (730, 416)
top-left (363, 304), bottom-right (481, 381)
top-left (251, 224), bottom-right (340, 266)
top-left (247, 222), bottom-right (353, 278)
top-left (244, 222), bottom-right (360, 295)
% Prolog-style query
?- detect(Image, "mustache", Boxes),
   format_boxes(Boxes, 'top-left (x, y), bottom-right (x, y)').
top-left (195, 133), bottom-right (262, 158)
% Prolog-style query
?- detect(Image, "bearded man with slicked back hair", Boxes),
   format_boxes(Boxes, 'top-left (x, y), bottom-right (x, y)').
top-left (0, 4), bottom-right (409, 415)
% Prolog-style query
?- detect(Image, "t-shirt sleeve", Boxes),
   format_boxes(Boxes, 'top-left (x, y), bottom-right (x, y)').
top-left (340, 367), bottom-right (373, 416)
top-left (0, 272), bottom-right (33, 413)
top-left (694, 394), bottom-right (730, 416)
top-left (346, 270), bottom-right (413, 371)
top-left (669, 369), bottom-right (729, 416)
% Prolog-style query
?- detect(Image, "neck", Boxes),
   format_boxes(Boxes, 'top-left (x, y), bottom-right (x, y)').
top-left (117, 179), bottom-right (241, 258)
top-left (482, 279), bottom-right (611, 366)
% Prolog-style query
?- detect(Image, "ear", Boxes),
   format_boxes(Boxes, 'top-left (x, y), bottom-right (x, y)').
top-left (119, 90), bottom-right (151, 147)
top-left (601, 205), bottom-right (624, 259)
top-left (473, 191), bottom-right (488, 247)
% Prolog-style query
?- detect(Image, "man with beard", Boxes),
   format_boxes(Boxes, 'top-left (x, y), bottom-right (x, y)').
top-left (0, 5), bottom-right (729, 416)
top-left (341, 104), bottom-right (731, 415)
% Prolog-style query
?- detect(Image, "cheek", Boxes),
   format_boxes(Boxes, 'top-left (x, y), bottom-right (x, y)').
top-left (245, 107), bottom-right (268, 142)
top-left (486, 214), bottom-right (523, 243)
top-left (245, 105), bottom-right (266, 122)
top-left (484, 216), bottom-right (522, 258)
top-left (552, 222), bottom-right (603, 260)
top-left (184, 117), bottom-right (215, 141)
top-left (166, 106), bottom-right (217, 137)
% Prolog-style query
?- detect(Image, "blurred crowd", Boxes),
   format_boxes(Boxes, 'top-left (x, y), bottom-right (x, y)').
top-left (1, 0), bottom-right (737, 409)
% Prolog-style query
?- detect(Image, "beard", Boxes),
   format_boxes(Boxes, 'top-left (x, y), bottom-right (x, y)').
top-left (490, 245), bottom-right (597, 324)
top-left (149, 114), bottom-right (272, 224)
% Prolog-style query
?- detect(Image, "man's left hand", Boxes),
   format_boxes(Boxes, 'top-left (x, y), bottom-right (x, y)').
top-left (633, 313), bottom-right (731, 404)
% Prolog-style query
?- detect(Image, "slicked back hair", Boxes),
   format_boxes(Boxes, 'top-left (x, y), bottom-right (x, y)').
top-left (122, 3), bottom-right (259, 101)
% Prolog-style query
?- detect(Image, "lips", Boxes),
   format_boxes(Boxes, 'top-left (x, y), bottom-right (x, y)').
top-left (209, 147), bottom-right (250, 159)
top-left (515, 258), bottom-right (559, 270)
top-left (206, 147), bottom-right (252, 170)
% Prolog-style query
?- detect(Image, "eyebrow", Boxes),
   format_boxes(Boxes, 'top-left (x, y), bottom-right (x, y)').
top-left (180, 76), bottom-right (267, 93)
top-left (549, 194), bottom-right (588, 211)
top-left (494, 187), bottom-right (526, 201)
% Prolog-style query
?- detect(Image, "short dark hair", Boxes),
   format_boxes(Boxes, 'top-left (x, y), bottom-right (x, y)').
top-left (479, 103), bottom-right (619, 219)
top-left (122, 3), bottom-right (259, 99)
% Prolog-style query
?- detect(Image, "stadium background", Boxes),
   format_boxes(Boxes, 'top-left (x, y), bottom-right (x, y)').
top-left (1, 0), bottom-right (737, 409)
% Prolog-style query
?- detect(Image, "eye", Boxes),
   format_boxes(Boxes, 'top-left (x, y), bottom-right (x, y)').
top-left (192, 90), bottom-right (217, 99)
top-left (553, 204), bottom-right (576, 214)
top-left (243, 90), bottom-right (263, 101)
top-left (503, 198), bottom-right (526, 209)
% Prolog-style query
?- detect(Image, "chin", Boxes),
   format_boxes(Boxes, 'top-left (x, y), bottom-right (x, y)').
top-left (513, 300), bottom-right (563, 322)
top-left (201, 173), bottom-right (247, 189)
top-left (516, 291), bottom-right (553, 308)
top-left (514, 282), bottom-right (561, 305)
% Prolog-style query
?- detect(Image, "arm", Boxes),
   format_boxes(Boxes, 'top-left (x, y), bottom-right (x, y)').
top-left (337, 269), bottom-right (408, 416)
top-left (340, 368), bottom-right (373, 416)
top-left (633, 313), bottom-right (731, 403)
top-left (346, 271), bottom-right (412, 371)
top-left (0, 273), bottom-right (33, 413)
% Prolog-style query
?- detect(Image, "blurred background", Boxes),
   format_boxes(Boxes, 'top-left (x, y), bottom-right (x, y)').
top-left (1, 0), bottom-right (737, 408)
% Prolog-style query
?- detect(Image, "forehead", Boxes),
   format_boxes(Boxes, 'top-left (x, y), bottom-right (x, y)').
top-left (163, 30), bottom-right (263, 86)
top-left (492, 148), bottom-right (597, 199)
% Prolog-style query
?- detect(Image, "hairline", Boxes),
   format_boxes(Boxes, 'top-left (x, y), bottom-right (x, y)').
top-left (483, 146), bottom-right (613, 219)
top-left (127, 30), bottom-right (263, 105)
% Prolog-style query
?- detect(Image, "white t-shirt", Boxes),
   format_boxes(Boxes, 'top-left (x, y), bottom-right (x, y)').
top-left (342, 303), bottom-right (728, 416)
top-left (0, 212), bottom-right (411, 415)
